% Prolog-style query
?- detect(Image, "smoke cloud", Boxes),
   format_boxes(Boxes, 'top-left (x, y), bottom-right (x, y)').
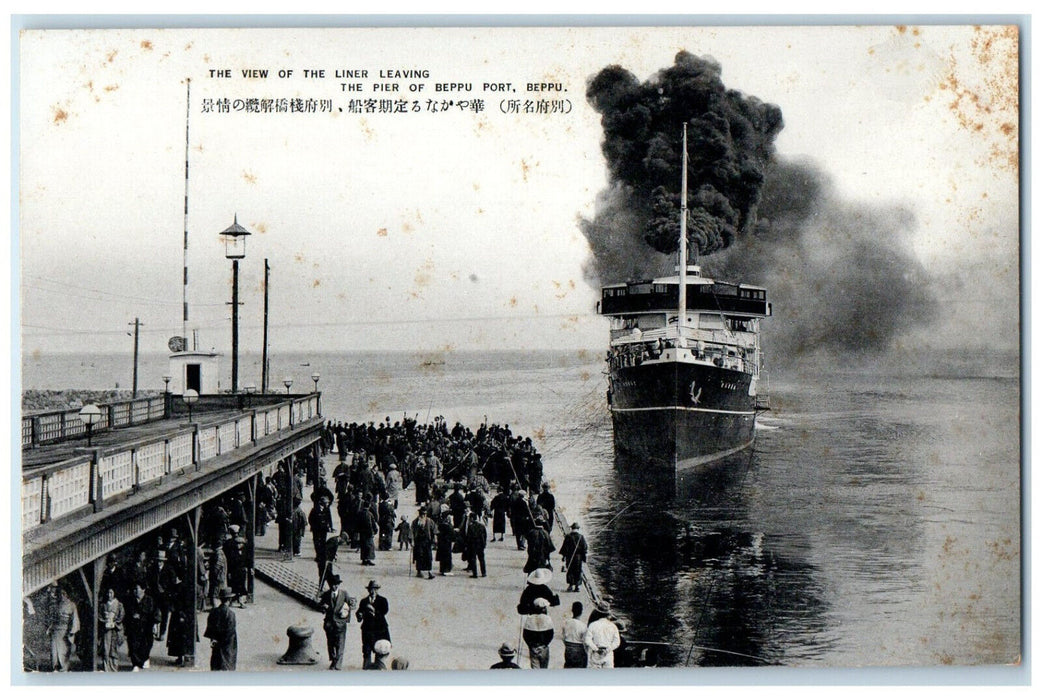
top-left (582, 52), bottom-right (938, 361)
top-left (584, 51), bottom-right (783, 269)
top-left (703, 158), bottom-right (939, 360)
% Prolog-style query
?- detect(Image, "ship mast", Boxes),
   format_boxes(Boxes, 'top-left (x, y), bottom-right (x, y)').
top-left (678, 123), bottom-right (689, 346)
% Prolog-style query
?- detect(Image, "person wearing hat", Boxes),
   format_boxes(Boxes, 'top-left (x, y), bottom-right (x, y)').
top-left (558, 521), bottom-right (588, 592)
top-left (320, 574), bottom-right (354, 670)
top-left (517, 568), bottom-right (560, 614)
top-left (364, 639), bottom-right (392, 670)
top-left (522, 598), bottom-right (555, 669)
top-left (204, 587), bottom-right (238, 670)
top-left (584, 601), bottom-right (621, 669)
top-left (355, 580), bottom-right (390, 668)
top-left (435, 507), bottom-right (456, 576)
top-left (490, 642), bottom-right (521, 669)
top-left (410, 507), bottom-right (436, 579)
top-left (536, 482), bottom-right (557, 533)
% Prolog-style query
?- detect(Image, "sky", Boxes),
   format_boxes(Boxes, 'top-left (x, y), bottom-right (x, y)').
top-left (16, 23), bottom-right (1020, 360)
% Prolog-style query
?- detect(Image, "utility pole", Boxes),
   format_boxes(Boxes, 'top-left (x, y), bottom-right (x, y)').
top-left (262, 258), bottom-right (270, 394)
top-left (129, 318), bottom-right (142, 397)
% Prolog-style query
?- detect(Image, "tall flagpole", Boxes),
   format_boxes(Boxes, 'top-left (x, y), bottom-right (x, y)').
top-left (678, 123), bottom-right (689, 346)
top-left (182, 78), bottom-right (191, 345)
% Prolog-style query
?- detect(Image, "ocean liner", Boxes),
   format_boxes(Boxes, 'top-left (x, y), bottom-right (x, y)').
top-left (599, 127), bottom-right (771, 476)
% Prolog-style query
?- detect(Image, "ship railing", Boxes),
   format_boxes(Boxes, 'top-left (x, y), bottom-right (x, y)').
top-left (22, 395), bottom-right (169, 450)
top-left (20, 393), bottom-right (322, 534)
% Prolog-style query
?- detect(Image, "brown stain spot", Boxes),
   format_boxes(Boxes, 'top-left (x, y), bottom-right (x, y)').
top-left (377, 228), bottom-right (388, 237)
top-left (508, 297), bottom-right (518, 308)
top-left (107, 50), bottom-right (118, 63)
top-left (520, 159), bottom-right (532, 182)
top-left (896, 25), bottom-right (908, 34)
top-left (254, 222), bottom-right (267, 234)
top-left (141, 40), bottom-right (153, 51)
top-left (242, 171), bottom-right (257, 184)
top-left (402, 221), bottom-right (413, 233)
top-left (52, 107), bottom-right (68, 124)
top-left (312, 279), bottom-right (321, 288)
top-left (580, 370), bottom-right (591, 381)
top-left (185, 42), bottom-right (193, 51)
top-left (294, 253), bottom-right (305, 263)
top-left (938, 25), bottom-right (1019, 171)
top-left (104, 84), bottom-right (118, 93)
top-left (532, 427), bottom-right (546, 441)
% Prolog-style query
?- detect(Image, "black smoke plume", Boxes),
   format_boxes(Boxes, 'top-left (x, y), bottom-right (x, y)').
top-left (703, 158), bottom-right (938, 360)
top-left (584, 50), bottom-right (783, 274)
top-left (582, 52), bottom-right (938, 360)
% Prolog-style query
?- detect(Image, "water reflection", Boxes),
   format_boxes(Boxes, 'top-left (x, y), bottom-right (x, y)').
top-left (588, 450), bottom-right (830, 666)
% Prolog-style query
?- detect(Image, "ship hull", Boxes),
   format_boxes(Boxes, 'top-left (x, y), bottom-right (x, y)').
top-left (609, 359), bottom-right (757, 476)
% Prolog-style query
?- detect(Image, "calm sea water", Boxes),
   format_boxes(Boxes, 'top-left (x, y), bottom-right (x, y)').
top-left (20, 349), bottom-right (1021, 667)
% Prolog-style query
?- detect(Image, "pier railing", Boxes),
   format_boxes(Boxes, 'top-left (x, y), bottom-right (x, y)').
top-left (22, 396), bottom-right (167, 449)
top-left (21, 394), bottom-right (321, 533)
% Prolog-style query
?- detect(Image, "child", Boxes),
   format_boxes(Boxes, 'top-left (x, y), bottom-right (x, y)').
top-left (395, 515), bottom-right (412, 551)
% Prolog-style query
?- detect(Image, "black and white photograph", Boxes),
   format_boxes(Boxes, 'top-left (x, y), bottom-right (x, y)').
top-left (12, 19), bottom-right (1022, 680)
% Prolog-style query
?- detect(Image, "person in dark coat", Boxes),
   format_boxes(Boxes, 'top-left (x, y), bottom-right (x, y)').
top-left (489, 487), bottom-right (509, 542)
top-left (464, 511), bottom-right (488, 578)
top-left (310, 496), bottom-right (335, 578)
top-left (558, 521), bottom-right (588, 592)
top-left (291, 504), bottom-right (307, 556)
top-left (204, 588), bottom-right (237, 670)
top-left (517, 568), bottom-right (561, 614)
top-left (523, 518), bottom-right (556, 574)
top-left (355, 580), bottom-right (390, 668)
top-left (536, 483), bottom-right (556, 533)
top-left (411, 509), bottom-right (436, 579)
top-left (320, 574), bottom-right (354, 670)
top-left (378, 498), bottom-right (396, 551)
top-left (508, 485), bottom-right (531, 551)
top-left (124, 582), bottom-right (160, 671)
top-left (436, 509), bottom-right (455, 576)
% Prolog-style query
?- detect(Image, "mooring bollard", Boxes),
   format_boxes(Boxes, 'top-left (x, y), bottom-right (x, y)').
top-left (277, 625), bottom-right (320, 665)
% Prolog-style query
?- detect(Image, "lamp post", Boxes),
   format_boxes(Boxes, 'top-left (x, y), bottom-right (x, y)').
top-left (220, 214), bottom-right (252, 394)
top-left (163, 375), bottom-right (172, 393)
top-left (183, 389), bottom-right (199, 423)
top-left (311, 372), bottom-right (320, 392)
top-left (283, 377), bottom-right (293, 395)
top-left (243, 384), bottom-right (256, 409)
top-left (78, 404), bottom-right (102, 447)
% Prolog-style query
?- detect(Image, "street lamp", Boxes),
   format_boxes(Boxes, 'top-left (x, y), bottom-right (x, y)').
top-left (220, 214), bottom-right (252, 394)
top-left (311, 372), bottom-right (320, 392)
top-left (162, 375), bottom-right (171, 393)
top-left (78, 404), bottom-right (102, 447)
top-left (183, 389), bottom-right (199, 423)
top-left (283, 377), bottom-right (293, 395)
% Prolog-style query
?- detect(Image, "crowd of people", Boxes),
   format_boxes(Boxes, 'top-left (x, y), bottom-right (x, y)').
top-left (28, 414), bottom-right (628, 672)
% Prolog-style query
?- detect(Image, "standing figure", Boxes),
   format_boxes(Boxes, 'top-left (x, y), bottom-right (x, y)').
top-left (436, 509), bottom-right (455, 576)
top-left (584, 603), bottom-right (621, 669)
top-left (489, 487), bottom-right (509, 542)
top-left (358, 496), bottom-right (379, 566)
top-left (558, 522), bottom-right (588, 592)
top-left (355, 580), bottom-right (390, 669)
top-left (378, 498), bottom-right (396, 551)
top-left (320, 574), bottom-right (354, 670)
top-left (309, 496), bottom-right (334, 572)
top-left (562, 601), bottom-right (588, 668)
top-left (521, 598), bottom-right (554, 669)
top-left (536, 483), bottom-right (556, 533)
top-left (523, 518), bottom-right (555, 574)
top-left (48, 586), bottom-right (80, 672)
top-left (98, 587), bottom-right (125, 672)
top-left (411, 508), bottom-right (436, 580)
top-left (203, 588), bottom-right (238, 670)
top-left (123, 582), bottom-right (160, 671)
top-left (464, 511), bottom-right (488, 578)
top-left (395, 515), bottom-right (412, 551)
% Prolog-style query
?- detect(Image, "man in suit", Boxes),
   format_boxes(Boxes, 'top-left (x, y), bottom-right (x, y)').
top-left (464, 509), bottom-right (488, 578)
top-left (320, 574), bottom-right (354, 670)
top-left (355, 580), bottom-right (390, 668)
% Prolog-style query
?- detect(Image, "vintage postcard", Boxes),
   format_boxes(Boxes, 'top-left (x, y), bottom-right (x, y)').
top-left (14, 21), bottom-right (1021, 681)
